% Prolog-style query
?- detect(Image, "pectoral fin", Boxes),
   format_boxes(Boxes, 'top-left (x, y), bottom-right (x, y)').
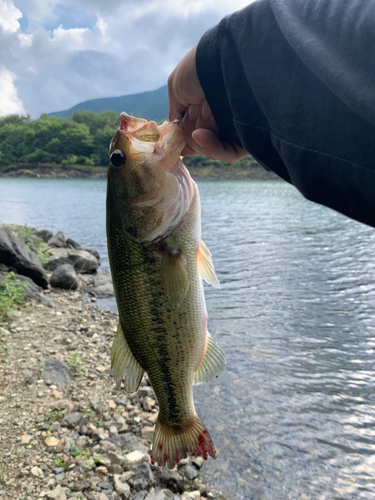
top-left (194, 332), bottom-right (226, 385)
top-left (111, 322), bottom-right (144, 391)
top-left (197, 240), bottom-right (220, 288)
top-left (161, 248), bottom-right (189, 308)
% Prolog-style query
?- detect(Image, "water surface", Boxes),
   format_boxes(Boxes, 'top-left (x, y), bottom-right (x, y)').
top-left (1, 178), bottom-right (375, 499)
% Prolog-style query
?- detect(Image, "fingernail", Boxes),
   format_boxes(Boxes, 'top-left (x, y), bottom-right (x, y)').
top-left (201, 102), bottom-right (211, 121)
top-left (188, 105), bottom-right (199, 121)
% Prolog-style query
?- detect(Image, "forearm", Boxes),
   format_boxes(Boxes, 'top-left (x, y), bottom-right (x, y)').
top-left (196, 0), bottom-right (375, 227)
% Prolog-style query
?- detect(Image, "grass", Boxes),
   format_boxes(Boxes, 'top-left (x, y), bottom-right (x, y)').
top-left (0, 468), bottom-right (6, 484)
top-left (17, 223), bottom-right (51, 264)
top-left (45, 407), bottom-right (66, 423)
top-left (71, 447), bottom-right (89, 459)
top-left (0, 272), bottom-right (28, 323)
top-left (66, 352), bottom-right (85, 373)
top-left (53, 458), bottom-right (65, 468)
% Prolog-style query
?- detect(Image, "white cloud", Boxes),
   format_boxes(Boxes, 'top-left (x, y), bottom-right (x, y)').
top-left (0, 66), bottom-right (25, 116)
top-left (0, 0), bottom-right (253, 117)
top-left (0, 0), bottom-right (22, 33)
top-left (51, 25), bottom-right (90, 50)
top-left (18, 33), bottom-right (32, 46)
top-left (95, 15), bottom-right (107, 38)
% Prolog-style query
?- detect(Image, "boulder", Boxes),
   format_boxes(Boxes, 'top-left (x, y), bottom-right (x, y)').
top-left (83, 248), bottom-right (100, 261)
top-left (66, 238), bottom-right (80, 249)
top-left (93, 270), bottom-right (114, 295)
top-left (68, 249), bottom-right (99, 274)
top-left (48, 231), bottom-right (66, 248)
top-left (45, 257), bottom-right (71, 271)
top-left (0, 228), bottom-right (48, 288)
top-left (35, 229), bottom-right (53, 242)
top-left (14, 274), bottom-right (52, 306)
top-left (43, 357), bottom-right (73, 386)
top-left (50, 264), bottom-right (78, 290)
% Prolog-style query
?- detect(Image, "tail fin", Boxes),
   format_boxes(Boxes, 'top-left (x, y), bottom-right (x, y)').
top-left (150, 415), bottom-right (216, 468)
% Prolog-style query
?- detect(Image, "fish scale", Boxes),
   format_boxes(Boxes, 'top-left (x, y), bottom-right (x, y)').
top-left (106, 113), bottom-right (226, 468)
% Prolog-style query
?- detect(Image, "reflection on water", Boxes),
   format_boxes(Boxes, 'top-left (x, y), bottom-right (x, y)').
top-left (1, 178), bottom-right (375, 499)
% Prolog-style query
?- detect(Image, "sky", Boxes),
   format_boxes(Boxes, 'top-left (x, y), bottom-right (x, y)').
top-left (0, 0), bottom-right (250, 118)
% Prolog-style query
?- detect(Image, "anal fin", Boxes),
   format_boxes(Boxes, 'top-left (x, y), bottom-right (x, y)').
top-left (111, 322), bottom-right (145, 391)
top-left (194, 332), bottom-right (226, 385)
top-left (197, 240), bottom-right (220, 288)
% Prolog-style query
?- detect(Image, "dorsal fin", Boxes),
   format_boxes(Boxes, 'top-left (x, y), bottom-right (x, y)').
top-left (194, 332), bottom-right (226, 385)
top-left (197, 240), bottom-right (220, 288)
top-left (111, 322), bottom-right (144, 391)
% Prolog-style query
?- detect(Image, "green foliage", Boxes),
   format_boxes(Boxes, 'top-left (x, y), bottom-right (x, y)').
top-left (17, 224), bottom-right (50, 264)
top-left (0, 108), bottom-right (263, 171)
top-left (0, 467), bottom-right (6, 484)
top-left (0, 111), bottom-right (118, 166)
top-left (53, 458), bottom-right (65, 468)
top-left (45, 407), bottom-right (67, 423)
top-left (71, 447), bottom-right (89, 459)
top-left (0, 272), bottom-right (28, 323)
top-left (66, 352), bottom-right (85, 373)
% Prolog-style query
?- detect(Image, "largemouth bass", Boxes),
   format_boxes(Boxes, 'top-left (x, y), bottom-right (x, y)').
top-left (106, 113), bottom-right (225, 468)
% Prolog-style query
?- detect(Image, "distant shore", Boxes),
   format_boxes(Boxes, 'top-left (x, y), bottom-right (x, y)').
top-left (0, 163), bottom-right (279, 181)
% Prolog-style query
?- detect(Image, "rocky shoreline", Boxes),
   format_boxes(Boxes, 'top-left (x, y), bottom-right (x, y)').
top-left (0, 225), bottom-right (227, 500)
top-left (0, 164), bottom-right (279, 181)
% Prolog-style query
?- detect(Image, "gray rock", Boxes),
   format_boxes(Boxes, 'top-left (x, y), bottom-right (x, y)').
top-left (179, 464), bottom-right (198, 480)
top-left (132, 492), bottom-right (148, 500)
top-left (93, 270), bottom-right (114, 296)
top-left (72, 480), bottom-right (91, 491)
top-left (0, 272), bottom-right (51, 306)
top-left (68, 250), bottom-right (99, 274)
top-left (43, 357), bottom-right (73, 386)
top-left (45, 257), bottom-right (71, 271)
top-left (105, 432), bottom-right (147, 453)
top-left (128, 463), bottom-right (154, 491)
top-left (0, 228), bottom-right (48, 288)
top-left (138, 387), bottom-right (153, 398)
top-left (98, 481), bottom-right (113, 490)
top-left (61, 412), bottom-right (84, 429)
top-left (50, 264), bottom-right (78, 290)
top-left (15, 273), bottom-right (52, 305)
top-left (48, 231), bottom-right (66, 248)
top-left (113, 475), bottom-right (131, 498)
top-left (107, 451), bottom-right (125, 466)
top-left (144, 490), bottom-right (174, 500)
top-left (66, 238), bottom-right (80, 249)
top-left (154, 468), bottom-right (184, 494)
top-left (35, 229), bottom-right (53, 242)
top-left (83, 248), bottom-right (100, 260)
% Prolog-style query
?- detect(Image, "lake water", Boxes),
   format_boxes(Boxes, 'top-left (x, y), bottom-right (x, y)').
top-left (1, 177), bottom-right (375, 500)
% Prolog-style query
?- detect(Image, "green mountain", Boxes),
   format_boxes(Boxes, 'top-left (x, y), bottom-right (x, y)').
top-left (49, 85), bottom-right (169, 121)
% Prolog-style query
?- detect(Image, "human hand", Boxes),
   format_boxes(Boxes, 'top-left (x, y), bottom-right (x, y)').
top-left (168, 46), bottom-right (248, 163)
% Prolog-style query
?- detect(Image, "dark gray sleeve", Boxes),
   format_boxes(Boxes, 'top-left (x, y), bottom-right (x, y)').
top-left (196, 0), bottom-right (375, 228)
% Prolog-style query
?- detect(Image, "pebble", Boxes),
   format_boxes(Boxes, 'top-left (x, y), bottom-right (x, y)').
top-left (113, 474), bottom-right (131, 498)
top-left (0, 241), bottom-right (227, 500)
top-left (123, 450), bottom-right (146, 470)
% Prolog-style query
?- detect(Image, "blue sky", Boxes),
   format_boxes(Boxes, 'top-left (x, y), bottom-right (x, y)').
top-left (0, 0), bottom-right (250, 118)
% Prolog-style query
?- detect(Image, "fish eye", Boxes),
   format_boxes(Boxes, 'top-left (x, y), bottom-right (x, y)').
top-left (110, 149), bottom-right (126, 168)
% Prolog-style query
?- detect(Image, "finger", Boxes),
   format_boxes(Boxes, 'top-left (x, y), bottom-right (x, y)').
top-left (180, 105), bottom-right (208, 156)
top-left (168, 94), bottom-right (187, 123)
top-left (192, 128), bottom-right (248, 163)
top-left (195, 100), bottom-right (219, 134)
top-left (180, 144), bottom-right (197, 157)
